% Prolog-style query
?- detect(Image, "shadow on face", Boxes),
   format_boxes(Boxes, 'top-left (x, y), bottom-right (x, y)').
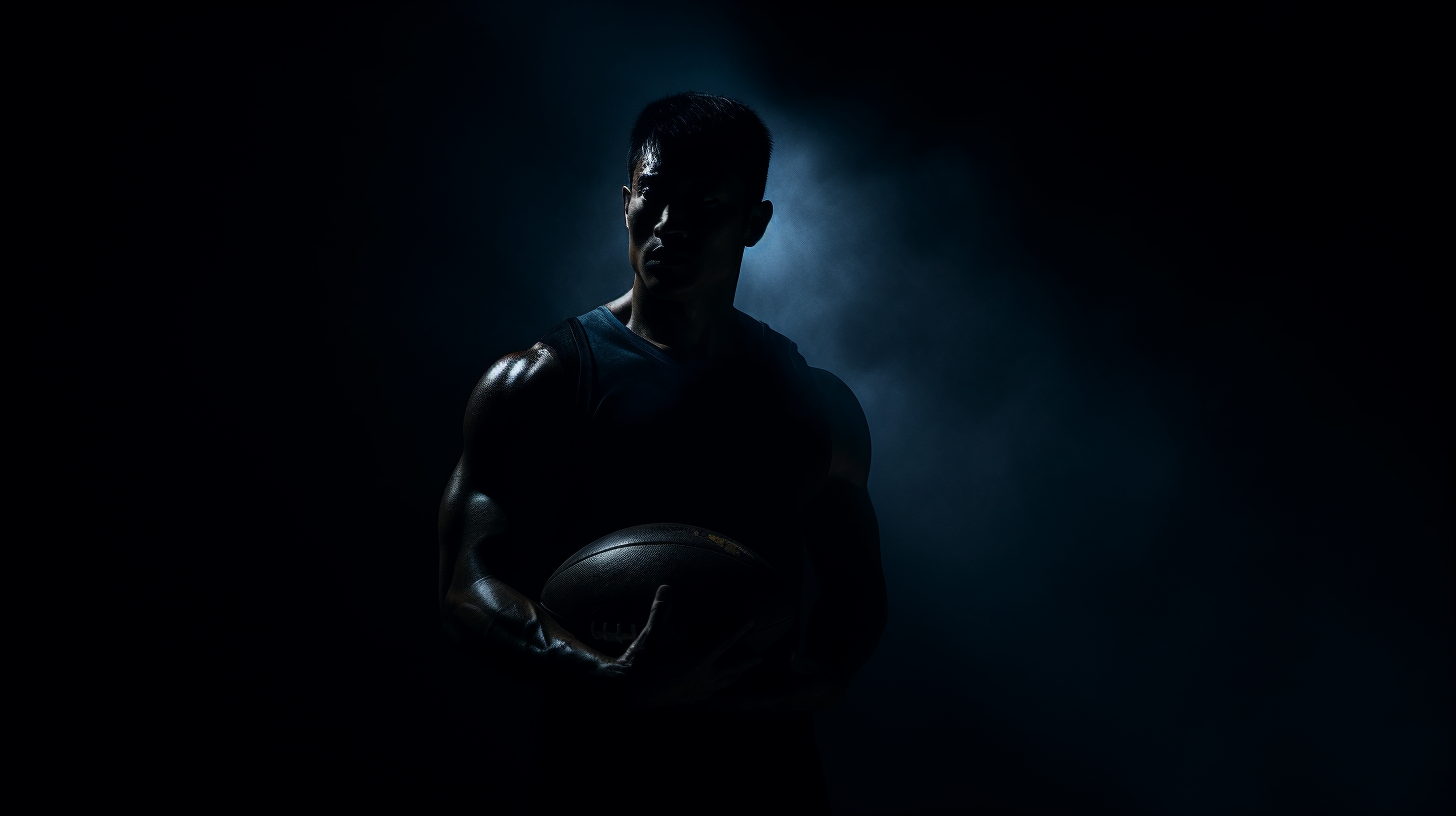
top-left (623, 150), bottom-right (771, 301)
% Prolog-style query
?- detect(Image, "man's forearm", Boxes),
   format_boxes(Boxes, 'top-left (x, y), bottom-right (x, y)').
top-left (440, 479), bottom-right (622, 687)
top-left (447, 575), bottom-right (623, 689)
top-left (803, 589), bottom-right (886, 672)
top-left (802, 480), bottom-right (887, 673)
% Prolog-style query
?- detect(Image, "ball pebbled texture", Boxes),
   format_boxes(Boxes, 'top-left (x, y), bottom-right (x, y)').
top-left (540, 523), bottom-right (796, 656)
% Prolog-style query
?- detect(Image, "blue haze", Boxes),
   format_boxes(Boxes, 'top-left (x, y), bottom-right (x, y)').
top-left (338, 4), bottom-right (1454, 812)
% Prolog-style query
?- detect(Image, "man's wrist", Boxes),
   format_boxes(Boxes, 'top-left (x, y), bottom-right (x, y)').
top-left (792, 651), bottom-right (855, 683)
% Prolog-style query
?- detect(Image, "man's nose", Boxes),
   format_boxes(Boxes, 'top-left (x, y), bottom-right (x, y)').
top-left (653, 203), bottom-right (688, 239)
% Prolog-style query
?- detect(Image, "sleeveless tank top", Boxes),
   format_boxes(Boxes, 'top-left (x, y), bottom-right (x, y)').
top-left (529, 307), bottom-right (833, 796)
top-left (539, 305), bottom-right (831, 602)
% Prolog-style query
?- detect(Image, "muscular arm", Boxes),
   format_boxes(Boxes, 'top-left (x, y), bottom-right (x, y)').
top-left (802, 368), bottom-right (887, 673)
top-left (736, 369), bottom-right (887, 711)
top-left (437, 345), bottom-right (621, 688)
top-left (439, 344), bottom-right (757, 705)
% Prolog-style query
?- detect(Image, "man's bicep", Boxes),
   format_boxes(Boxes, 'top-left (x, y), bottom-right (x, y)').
top-left (460, 343), bottom-right (573, 494)
top-left (439, 458), bottom-right (510, 589)
top-left (810, 368), bottom-right (871, 487)
top-left (805, 367), bottom-right (879, 572)
top-left (804, 478), bottom-right (883, 581)
top-left (802, 477), bottom-right (887, 669)
top-left (441, 343), bottom-right (573, 598)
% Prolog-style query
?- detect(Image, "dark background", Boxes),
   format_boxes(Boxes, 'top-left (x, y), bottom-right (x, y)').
top-left (88, 3), bottom-right (1451, 812)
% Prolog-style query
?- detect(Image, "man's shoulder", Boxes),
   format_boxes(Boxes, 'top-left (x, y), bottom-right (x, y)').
top-left (458, 341), bottom-right (579, 493)
top-left (808, 367), bottom-right (871, 483)
top-left (735, 311), bottom-right (812, 379)
top-left (465, 342), bottom-right (571, 426)
top-left (807, 368), bottom-right (865, 427)
top-left (734, 312), bottom-right (865, 436)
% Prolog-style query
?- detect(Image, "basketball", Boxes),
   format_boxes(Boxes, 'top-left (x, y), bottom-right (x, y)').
top-left (540, 523), bottom-right (796, 657)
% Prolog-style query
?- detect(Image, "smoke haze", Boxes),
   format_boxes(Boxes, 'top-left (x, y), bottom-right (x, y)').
top-left (281, 4), bottom-right (1453, 813)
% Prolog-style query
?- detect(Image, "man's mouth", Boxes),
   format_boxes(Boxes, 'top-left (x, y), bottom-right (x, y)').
top-left (646, 245), bottom-right (690, 266)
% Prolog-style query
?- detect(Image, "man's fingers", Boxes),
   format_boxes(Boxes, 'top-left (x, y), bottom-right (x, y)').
top-left (621, 585), bottom-right (673, 663)
top-left (733, 694), bottom-right (764, 711)
top-left (635, 585), bottom-right (674, 642)
top-left (705, 653), bottom-right (763, 691)
top-left (721, 651), bottom-right (763, 675)
top-left (645, 585), bottom-right (673, 628)
top-left (701, 619), bottom-right (755, 665)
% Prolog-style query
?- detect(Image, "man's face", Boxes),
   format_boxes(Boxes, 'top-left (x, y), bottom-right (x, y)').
top-left (623, 151), bottom-right (765, 300)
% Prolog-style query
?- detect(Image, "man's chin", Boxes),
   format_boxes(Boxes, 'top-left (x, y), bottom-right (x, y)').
top-left (640, 266), bottom-right (707, 299)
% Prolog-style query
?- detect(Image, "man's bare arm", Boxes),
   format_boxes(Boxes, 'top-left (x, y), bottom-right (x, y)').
top-left (438, 344), bottom-right (622, 686)
top-left (736, 368), bottom-right (887, 711)
top-left (438, 342), bottom-right (760, 703)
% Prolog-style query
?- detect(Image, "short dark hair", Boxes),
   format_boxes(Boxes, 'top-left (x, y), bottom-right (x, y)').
top-left (627, 92), bottom-right (773, 201)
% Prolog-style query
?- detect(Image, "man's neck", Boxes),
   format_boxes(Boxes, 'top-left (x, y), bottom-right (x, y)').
top-left (622, 274), bottom-right (739, 360)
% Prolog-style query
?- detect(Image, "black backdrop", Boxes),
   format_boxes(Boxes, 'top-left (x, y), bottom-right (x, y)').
top-left (91, 3), bottom-right (1451, 812)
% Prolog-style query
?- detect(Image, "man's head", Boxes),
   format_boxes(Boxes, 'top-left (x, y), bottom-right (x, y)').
top-left (623, 93), bottom-right (774, 300)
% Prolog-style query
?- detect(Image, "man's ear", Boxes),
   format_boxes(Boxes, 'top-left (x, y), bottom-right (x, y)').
top-left (622, 185), bottom-right (632, 229)
top-left (744, 200), bottom-right (774, 247)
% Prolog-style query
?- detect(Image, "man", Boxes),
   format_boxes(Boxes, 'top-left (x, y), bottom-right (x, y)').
top-left (438, 93), bottom-right (885, 807)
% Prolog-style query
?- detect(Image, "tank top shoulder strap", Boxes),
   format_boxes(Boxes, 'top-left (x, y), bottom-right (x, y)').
top-left (536, 315), bottom-right (592, 416)
top-left (740, 311), bottom-right (811, 382)
top-left (543, 305), bottom-right (668, 419)
top-left (545, 306), bottom-right (814, 419)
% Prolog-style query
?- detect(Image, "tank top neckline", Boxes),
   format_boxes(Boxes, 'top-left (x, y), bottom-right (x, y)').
top-left (591, 304), bottom-right (761, 368)
top-left (592, 305), bottom-right (679, 366)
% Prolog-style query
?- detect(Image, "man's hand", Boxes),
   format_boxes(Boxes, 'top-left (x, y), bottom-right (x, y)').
top-left (727, 653), bottom-right (850, 712)
top-left (613, 585), bottom-right (763, 708)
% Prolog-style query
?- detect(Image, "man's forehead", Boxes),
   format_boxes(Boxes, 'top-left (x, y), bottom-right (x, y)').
top-left (634, 149), bottom-right (743, 189)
